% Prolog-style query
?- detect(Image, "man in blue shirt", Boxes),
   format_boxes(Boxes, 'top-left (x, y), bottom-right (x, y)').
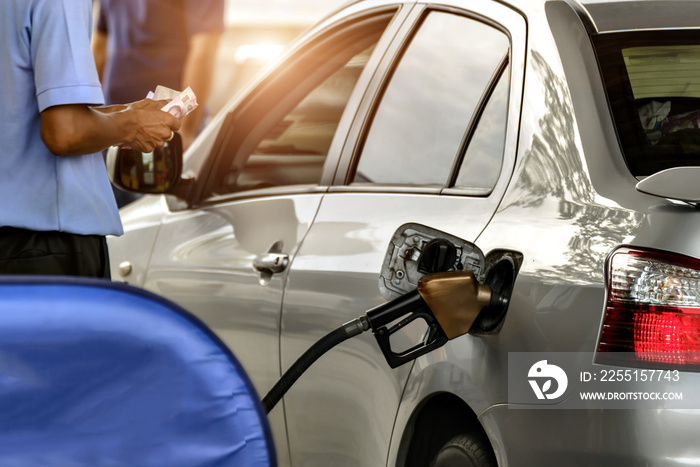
top-left (0, 0), bottom-right (181, 278)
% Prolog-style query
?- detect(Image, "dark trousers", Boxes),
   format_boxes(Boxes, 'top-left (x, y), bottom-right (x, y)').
top-left (0, 227), bottom-right (111, 279)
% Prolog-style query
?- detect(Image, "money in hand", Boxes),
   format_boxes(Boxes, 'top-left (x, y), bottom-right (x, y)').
top-left (147, 85), bottom-right (198, 118)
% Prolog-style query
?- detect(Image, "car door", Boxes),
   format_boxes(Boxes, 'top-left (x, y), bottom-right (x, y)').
top-left (137, 6), bottom-right (408, 466)
top-left (279, 2), bottom-right (526, 465)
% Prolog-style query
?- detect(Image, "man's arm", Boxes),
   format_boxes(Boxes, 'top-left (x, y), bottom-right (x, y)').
top-left (40, 99), bottom-right (180, 156)
top-left (180, 32), bottom-right (220, 150)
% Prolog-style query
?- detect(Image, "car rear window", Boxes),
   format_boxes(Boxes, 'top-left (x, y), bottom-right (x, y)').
top-left (594, 31), bottom-right (700, 176)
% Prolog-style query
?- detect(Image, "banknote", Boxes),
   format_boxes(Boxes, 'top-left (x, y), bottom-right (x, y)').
top-left (149, 85), bottom-right (181, 101)
top-left (146, 86), bottom-right (198, 118)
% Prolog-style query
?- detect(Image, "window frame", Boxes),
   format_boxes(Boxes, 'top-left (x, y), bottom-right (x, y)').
top-left (346, 8), bottom-right (511, 191)
top-left (447, 53), bottom-right (510, 196)
top-left (186, 5), bottom-right (407, 208)
top-left (329, 2), bottom-right (525, 201)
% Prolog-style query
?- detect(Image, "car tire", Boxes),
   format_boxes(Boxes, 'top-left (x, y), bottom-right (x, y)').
top-left (428, 432), bottom-right (497, 467)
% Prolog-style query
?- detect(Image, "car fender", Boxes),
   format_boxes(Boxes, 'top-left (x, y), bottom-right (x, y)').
top-left (107, 195), bottom-right (170, 286)
top-left (388, 338), bottom-right (505, 466)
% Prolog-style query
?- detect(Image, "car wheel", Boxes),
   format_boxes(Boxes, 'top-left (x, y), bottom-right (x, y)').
top-left (428, 432), bottom-right (497, 467)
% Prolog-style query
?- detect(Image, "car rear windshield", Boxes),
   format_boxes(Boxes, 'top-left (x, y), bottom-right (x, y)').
top-left (594, 31), bottom-right (700, 176)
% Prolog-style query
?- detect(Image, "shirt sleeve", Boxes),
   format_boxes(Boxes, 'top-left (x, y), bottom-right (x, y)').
top-left (31, 0), bottom-right (104, 112)
top-left (183, 0), bottom-right (225, 37)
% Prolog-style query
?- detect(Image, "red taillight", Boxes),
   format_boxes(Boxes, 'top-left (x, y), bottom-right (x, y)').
top-left (596, 246), bottom-right (700, 369)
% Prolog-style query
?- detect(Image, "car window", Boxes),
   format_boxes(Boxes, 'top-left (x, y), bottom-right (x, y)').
top-left (454, 63), bottom-right (510, 192)
top-left (209, 13), bottom-right (394, 197)
top-left (351, 11), bottom-right (510, 187)
top-left (235, 45), bottom-right (376, 191)
top-left (594, 31), bottom-right (700, 176)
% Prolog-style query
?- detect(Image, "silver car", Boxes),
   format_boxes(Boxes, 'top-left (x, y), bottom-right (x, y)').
top-left (107, 0), bottom-right (700, 465)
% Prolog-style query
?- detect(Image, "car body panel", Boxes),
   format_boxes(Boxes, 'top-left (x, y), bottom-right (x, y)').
top-left (479, 402), bottom-right (700, 466)
top-left (139, 194), bottom-right (324, 464)
top-left (108, 195), bottom-right (169, 286)
top-left (281, 194), bottom-right (504, 466)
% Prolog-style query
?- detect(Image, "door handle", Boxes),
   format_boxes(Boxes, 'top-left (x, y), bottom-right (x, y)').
top-left (254, 241), bottom-right (289, 285)
top-left (253, 253), bottom-right (289, 274)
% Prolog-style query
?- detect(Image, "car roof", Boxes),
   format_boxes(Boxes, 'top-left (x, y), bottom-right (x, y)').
top-left (338, 0), bottom-right (700, 35)
top-left (564, 0), bottom-right (700, 34)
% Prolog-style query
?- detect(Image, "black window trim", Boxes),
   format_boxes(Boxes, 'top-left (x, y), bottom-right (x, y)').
top-left (444, 52), bottom-right (510, 195)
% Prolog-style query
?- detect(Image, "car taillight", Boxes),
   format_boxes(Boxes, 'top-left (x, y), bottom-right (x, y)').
top-left (596, 246), bottom-right (700, 369)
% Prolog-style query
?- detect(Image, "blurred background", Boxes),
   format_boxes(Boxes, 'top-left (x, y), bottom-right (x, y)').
top-left (209, 0), bottom-right (346, 114)
top-left (93, 0), bottom-right (347, 115)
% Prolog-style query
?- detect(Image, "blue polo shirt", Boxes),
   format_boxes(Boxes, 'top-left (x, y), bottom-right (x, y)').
top-left (0, 0), bottom-right (123, 236)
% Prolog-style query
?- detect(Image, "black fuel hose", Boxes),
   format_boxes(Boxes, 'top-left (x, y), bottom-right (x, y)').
top-left (262, 316), bottom-right (370, 413)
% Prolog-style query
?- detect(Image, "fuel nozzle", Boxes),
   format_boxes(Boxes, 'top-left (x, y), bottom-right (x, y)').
top-left (417, 270), bottom-right (497, 340)
top-left (366, 270), bottom-right (502, 368)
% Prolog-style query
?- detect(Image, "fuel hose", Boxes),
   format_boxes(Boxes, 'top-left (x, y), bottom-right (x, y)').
top-left (262, 316), bottom-right (369, 413)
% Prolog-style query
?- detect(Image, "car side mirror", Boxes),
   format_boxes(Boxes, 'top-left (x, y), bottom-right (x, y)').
top-left (106, 132), bottom-right (183, 194)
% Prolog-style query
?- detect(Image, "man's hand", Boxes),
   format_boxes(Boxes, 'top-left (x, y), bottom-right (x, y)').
top-left (121, 99), bottom-right (181, 153)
